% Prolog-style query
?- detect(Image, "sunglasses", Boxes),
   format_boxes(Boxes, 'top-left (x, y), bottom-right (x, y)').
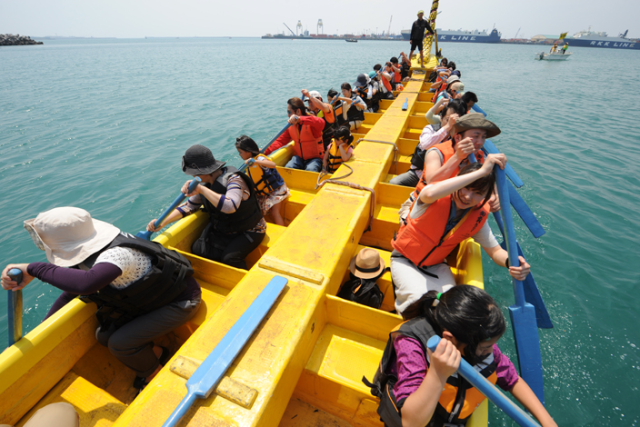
top-left (287, 109), bottom-right (294, 115)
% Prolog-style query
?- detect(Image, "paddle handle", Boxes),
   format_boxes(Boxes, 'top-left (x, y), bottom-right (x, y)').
top-left (427, 336), bottom-right (541, 427)
top-left (137, 177), bottom-right (201, 240)
top-left (495, 167), bottom-right (526, 307)
top-left (7, 268), bottom-right (24, 347)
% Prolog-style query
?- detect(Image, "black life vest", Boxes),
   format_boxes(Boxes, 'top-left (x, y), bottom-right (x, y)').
top-left (202, 166), bottom-right (263, 235)
top-left (82, 232), bottom-right (194, 327)
top-left (363, 317), bottom-right (498, 427)
top-left (346, 95), bottom-right (365, 123)
top-left (410, 123), bottom-right (442, 169)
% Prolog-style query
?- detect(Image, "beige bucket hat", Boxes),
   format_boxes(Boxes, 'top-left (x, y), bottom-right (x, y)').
top-left (24, 207), bottom-right (120, 267)
top-left (350, 248), bottom-right (386, 279)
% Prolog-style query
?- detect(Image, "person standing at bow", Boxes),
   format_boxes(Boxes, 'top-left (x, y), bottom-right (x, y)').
top-left (409, 10), bottom-right (434, 67)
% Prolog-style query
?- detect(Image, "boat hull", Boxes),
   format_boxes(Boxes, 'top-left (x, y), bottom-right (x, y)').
top-left (564, 38), bottom-right (639, 49)
top-left (401, 29), bottom-right (501, 43)
top-left (1, 57), bottom-right (496, 427)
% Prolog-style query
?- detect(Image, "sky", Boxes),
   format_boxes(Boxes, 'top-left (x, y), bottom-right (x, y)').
top-left (1, 0), bottom-right (639, 40)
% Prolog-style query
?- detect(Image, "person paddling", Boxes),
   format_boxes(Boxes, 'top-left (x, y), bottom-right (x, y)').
top-left (368, 285), bottom-right (557, 427)
top-left (147, 144), bottom-right (266, 269)
top-left (236, 135), bottom-right (290, 226)
top-left (390, 156), bottom-right (531, 315)
top-left (1, 207), bottom-right (201, 390)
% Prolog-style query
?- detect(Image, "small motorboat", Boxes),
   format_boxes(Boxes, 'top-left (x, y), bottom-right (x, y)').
top-left (346, 38), bottom-right (358, 43)
top-left (535, 51), bottom-right (572, 60)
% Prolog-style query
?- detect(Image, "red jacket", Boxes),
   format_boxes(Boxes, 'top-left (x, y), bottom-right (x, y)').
top-left (265, 115), bottom-right (325, 158)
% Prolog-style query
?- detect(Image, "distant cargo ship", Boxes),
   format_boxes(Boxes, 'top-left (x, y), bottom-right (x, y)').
top-left (401, 28), bottom-right (501, 43)
top-left (564, 29), bottom-right (639, 50)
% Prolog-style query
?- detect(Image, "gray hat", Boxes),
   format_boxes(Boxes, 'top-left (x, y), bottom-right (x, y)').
top-left (354, 73), bottom-right (370, 88)
top-left (182, 144), bottom-right (226, 176)
top-left (454, 113), bottom-right (501, 138)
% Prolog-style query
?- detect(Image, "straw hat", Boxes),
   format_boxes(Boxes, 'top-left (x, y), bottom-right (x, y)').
top-left (350, 248), bottom-right (386, 279)
top-left (182, 144), bottom-right (226, 176)
top-left (24, 207), bottom-right (120, 267)
top-left (453, 113), bottom-right (501, 138)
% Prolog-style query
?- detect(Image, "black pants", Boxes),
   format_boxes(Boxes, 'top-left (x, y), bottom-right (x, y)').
top-left (192, 224), bottom-right (265, 270)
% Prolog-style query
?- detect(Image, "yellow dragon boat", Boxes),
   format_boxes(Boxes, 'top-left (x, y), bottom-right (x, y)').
top-left (0, 23), bottom-right (492, 427)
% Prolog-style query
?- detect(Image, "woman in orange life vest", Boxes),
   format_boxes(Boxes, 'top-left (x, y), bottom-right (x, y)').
top-left (322, 126), bottom-right (355, 173)
top-left (374, 285), bottom-right (557, 427)
top-left (264, 97), bottom-right (325, 172)
top-left (390, 154), bottom-right (530, 315)
top-left (236, 135), bottom-right (290, 226)
top-left (398, 113), bottom-right (501, 223)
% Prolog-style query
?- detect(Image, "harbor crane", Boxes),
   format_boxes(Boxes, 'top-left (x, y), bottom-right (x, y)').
top-left (317, 19), bottom-right (323, 35)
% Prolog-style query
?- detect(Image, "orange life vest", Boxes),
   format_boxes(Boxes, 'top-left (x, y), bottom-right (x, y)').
top-left (412, 141), bottom-right (486, 201)
top-left (381, 74), bottom-right (393, 92)
top-left (246, 154), bottom-right (285, 196)
top-left (289, 122), bottom-right (324, 160)
top-left (392, 195), bottom-right (490, 268)
top-left (432, 79), bottom-right (448, 102)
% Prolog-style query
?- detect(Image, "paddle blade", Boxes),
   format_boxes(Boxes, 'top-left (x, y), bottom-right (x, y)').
top-left (508, 183), bottom-right (546, 238)
top-left (510, 303), bottom-right (546, 404)
top-left (186, 276), bottom-right (287, 398)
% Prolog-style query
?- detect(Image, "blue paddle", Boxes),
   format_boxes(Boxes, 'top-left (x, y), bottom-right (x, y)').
top-left (493, 212), bottom-right (553, 329)
top-left (239, 123), bottom-right (292, 173)
top-left (506, 182), bottom-right (545, 239)
top-left (427, 336), bottom-right (542, 427)
top-left (7, 268), bottom-right (24, 347)
top-left (162, 276), bottom-right (288, 427)
top-left (496, 167), bottom-right (545, 403)
top-left (482, 141), bottom-right (524, 188)
top-left (137, 177), bottom-right (201, 240)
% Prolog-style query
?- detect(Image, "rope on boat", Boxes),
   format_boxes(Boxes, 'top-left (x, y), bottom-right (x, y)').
top-left (357, 138), bottom-right (400, 173)
top-left (315, 164), bottom-right (377, 232)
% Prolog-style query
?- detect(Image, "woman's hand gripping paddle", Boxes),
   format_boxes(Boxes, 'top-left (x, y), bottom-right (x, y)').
top-left (427, 336), bottom-right (542, 427)
top-left (137, 177), bottom-right (201, 240)
top-left (239, 123), bottom-right (292, 173)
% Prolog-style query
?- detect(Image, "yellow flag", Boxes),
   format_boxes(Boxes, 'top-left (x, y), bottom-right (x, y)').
top-left (559, 32), bottom-right (568, 40)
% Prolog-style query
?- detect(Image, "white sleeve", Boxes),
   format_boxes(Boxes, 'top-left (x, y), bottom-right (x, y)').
top-left (473, 221), bottom-right (499, 249)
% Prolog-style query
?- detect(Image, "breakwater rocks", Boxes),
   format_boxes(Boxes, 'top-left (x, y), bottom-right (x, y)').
top-left (0, 34), bottom-right (43, 46)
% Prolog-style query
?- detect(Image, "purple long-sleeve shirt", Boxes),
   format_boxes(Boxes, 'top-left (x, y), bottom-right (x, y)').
top-left (392, 335), bottom-right (520, 405)
top-left (28, 262), bottom-right (201, 318)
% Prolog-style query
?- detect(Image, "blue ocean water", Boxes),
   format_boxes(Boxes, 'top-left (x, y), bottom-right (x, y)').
top-left (1, 38), bottom-right (639, 426)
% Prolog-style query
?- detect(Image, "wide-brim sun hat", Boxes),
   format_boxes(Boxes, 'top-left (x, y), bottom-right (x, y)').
top-left (350, 248), bottom-right (386, 279)
top-left (453, 113), bottom-right (501, 138)
top-left (182, 144), bottom-right (226, 176)
top-left (24, 207), bottom-right (121, 267)
top-left (446, 75), bottom-right (460, 84)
